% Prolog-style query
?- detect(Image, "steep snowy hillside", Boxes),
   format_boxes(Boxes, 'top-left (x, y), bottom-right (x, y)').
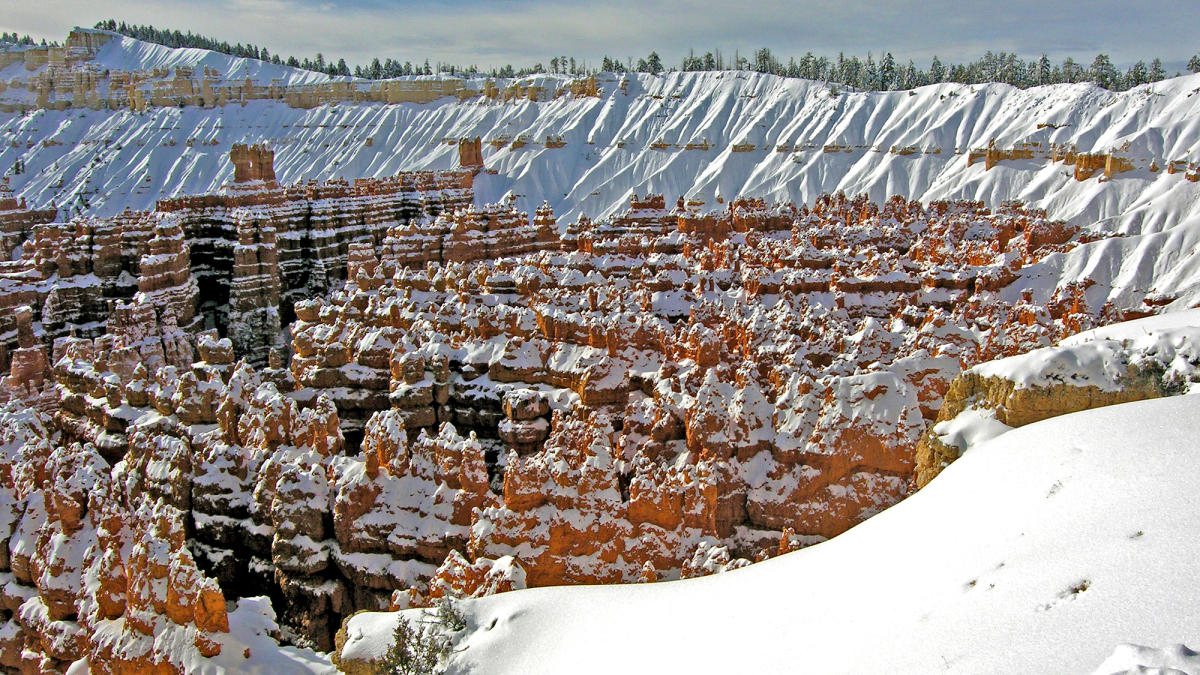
top-left (4, 32), bottom-right (1200, 308)
top-left (342, 392), bottom-right (1200, 674)
top-left (5, 59), bottom-right (1200, 229)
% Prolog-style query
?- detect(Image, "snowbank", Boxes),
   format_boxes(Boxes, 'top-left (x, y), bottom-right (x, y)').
top-left (352, 394), bottom-right (1200, 674)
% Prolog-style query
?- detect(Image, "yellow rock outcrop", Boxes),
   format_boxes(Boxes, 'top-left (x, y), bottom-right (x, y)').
top-left (914, 366), bottom-right (1168, 487)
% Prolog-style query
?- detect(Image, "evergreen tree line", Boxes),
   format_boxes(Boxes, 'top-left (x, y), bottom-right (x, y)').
top-left (709, 47), bottom-right (1188, 91)
top-left (88, 20), bottom-right (1199, 92)
top-left (0, 32), bottom-right (57, 47)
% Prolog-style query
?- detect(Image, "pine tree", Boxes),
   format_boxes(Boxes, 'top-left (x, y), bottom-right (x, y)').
top-left (1150, 58), bottom-right (1166, 82)
top-left (753, 47), bottom-right (772, 74)
top-left (1126, 60), bottom-right (1148, 87)
top-left (647, 51), bottom-right (663, 75)
top-left (1188, 54), bottom-right (1200, 73)
top-left (863, 54), bottom-right (877, 89)
top-left (998, 52), bottom-right (1019, 85)
top-left (880, 52), bottom-right (896, 89)
top-left (929, 56), bottom-right (945, 83)
top-left (1036, 55), bottom-right (1051, 85)
top-left (1061, 57), bottom-right (1083, 82)
top-left (799, 51), bottom-right (815, 79)
top-left (1089, 53), bottom-right (1117, 89)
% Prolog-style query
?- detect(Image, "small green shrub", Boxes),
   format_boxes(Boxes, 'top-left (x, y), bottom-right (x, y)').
top-left (429, 598), bottom-right (467, 633)
top-left (379, 615), bottom-right (452, 675)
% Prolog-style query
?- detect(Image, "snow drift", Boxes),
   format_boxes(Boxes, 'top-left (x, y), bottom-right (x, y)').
top-left (342, 391), bottom-right (1200, 674)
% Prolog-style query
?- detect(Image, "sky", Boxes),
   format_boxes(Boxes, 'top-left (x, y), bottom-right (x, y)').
top-left (5, 0), bottom-right (1198, 73)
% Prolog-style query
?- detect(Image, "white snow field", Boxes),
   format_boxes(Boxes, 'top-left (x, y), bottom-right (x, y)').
top-left (342, 392), bottom-right (1200, 674)
top-left (971, 308), bottom-right (1200, 393)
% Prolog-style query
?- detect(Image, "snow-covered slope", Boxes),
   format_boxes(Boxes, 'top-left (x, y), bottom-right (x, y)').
top-left (6, 66), bottom-right (1200, 229)
top-left (4, 36), bottom-right (1200, 307)
top-left (81, 33), bottom-right (337, 86)
top-left (342, 392), bottom-right (1200, 674)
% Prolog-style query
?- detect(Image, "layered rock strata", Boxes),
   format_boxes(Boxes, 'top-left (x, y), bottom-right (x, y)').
top-left (0, 28), bottom-right (599, 114)
top-left (0, 147), bottom-right (485, 368)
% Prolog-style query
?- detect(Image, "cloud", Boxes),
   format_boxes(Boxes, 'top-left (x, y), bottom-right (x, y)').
top-left (7, 0), bottom-right (1196, 72)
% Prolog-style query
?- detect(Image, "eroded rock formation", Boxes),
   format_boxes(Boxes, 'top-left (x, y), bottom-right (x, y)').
top-left (0, 175), bottom-right (1136, 668)
top-left (0, 147), bottom-right (489, 369)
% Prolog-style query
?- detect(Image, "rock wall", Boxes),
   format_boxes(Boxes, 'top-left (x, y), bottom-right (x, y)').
top-left (227, 214), bottom-right (283, 366)
top-left (0, 207), bottom-right (179, 375)
top-left (967, 139), bottom-right (1159, 181)
top-left (912, 316), bottom-right (1199, 487)
top-left (156, 163), bottom-right (476, 345)
top-left (0, 180), bottom-right (57, 261)
top-left (0, 399), bottom-right (238, 673)
top-left (457, 137), bottom-right (483, 171)
top-left (229, 143), bottom-right (277, 184)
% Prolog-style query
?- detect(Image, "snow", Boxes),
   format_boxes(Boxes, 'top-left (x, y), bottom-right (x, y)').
top-left (1062, 308), bottom-right (1200, 344)
top-left (340, 611), bottom-right (407, 664)
top-left (76, 596), bottom-right (339, 675)
top-left (341, 393), bottom-right (1200, 674)
top-left (1092, 644), bottom-right (1200, 675)
top-left (972, 310), bottom-right (1200, 392)
top-left (933, 405), bottom-right (1012, 454)
top-left (87, 32), bottom-right (336, 87)
top-left (5, 35), bottom-right (1200, 311)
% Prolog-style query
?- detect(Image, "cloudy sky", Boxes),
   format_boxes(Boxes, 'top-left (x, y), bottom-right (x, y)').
top-left (7, 0), bottom-right (1198, 72)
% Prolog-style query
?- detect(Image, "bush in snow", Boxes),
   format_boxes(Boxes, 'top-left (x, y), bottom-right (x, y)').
top-left (379, 615), bottom-right (452, 675)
